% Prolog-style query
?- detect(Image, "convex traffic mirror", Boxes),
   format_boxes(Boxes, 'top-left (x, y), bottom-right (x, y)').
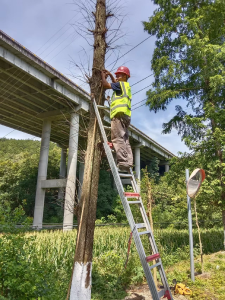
top-left (187, 168), bottom-right (205, 198)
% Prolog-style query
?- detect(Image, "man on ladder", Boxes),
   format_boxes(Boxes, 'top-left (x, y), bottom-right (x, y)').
top-left (101, 66), bottom-right (133, 172)
top-left (93, 85), bottom-right (173, 300)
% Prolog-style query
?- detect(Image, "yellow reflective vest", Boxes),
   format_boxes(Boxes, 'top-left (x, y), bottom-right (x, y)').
top-left (110, 81), bottom-right (132, 119)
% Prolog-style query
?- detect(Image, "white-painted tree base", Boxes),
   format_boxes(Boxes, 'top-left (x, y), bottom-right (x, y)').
top-left (70, 262), bottom-right (92, 300)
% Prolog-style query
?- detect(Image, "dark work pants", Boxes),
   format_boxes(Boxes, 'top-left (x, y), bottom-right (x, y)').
top-left (111, 113), bottom-right (133, 167)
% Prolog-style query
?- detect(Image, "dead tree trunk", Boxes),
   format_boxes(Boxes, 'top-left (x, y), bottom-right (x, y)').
top-left (69, 1), bottom-right (107, 299)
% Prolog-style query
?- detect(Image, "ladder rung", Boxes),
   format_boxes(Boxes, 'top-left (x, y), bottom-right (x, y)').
top-left (119, 173), bottom-right (132, 178)
top-left (135, 223), bottom-right (146, 229)
top-left (97, 105), bottom-right (109, 110)
top-left (128, 201), bottom-right (141, 204)
top-left (146, 253), bottom-right (160, 262)
top-left (103, 126), bottom-right (111, 130)
top-left (149, 262), bottom-right (161, 270)
top-left (138, 230), bottom-right (150, 236)
top-left (124, 192), bottom-right (140, 198)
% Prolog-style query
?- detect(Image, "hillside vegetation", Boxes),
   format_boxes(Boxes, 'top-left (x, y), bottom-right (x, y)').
top-left (0, 227), bottom-right (224, 299)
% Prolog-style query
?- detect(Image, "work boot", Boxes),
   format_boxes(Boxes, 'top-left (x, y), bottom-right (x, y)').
top-left (117, 163), bottom-right (130, 172)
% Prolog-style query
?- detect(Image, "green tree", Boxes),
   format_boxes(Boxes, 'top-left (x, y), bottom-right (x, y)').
top-left (143, 0), bottom-right (225, 244)
top-left (147, 157), bottom-right (160, 183)
top-left (96, 169), bottom-right (118, 219)
top-left (0, 139), bottom-right (62, 223)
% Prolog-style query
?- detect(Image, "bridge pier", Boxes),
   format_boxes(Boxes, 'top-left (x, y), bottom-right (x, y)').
top-left (165, 162), bottom-right (170, 172)
top-left (33, 119), bottom-right (51, 229)
top-left (134, 144), bottom-right (142, 192)
top-left (58, 147), bottom-right (67, 200)
top-left (63, 112), bottom-right (79, 231)
top-left (78, 162), bottom-right (85, 203)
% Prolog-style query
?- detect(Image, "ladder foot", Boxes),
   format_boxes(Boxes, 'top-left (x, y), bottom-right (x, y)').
top-left (163, 290), bottom-right (172, 300)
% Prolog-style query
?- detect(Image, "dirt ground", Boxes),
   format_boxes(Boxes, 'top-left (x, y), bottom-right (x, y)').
top-left (123, 284), bottom-right (187, 300)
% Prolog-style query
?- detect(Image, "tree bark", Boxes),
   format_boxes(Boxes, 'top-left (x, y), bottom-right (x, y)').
top-left (69, 1), bottom-right (107, 299)
top-left (211, 116), bottom-right (225, 249)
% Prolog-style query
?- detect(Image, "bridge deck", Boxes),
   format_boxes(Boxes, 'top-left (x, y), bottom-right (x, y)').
top-left (0, 30), bottom-right (174, 160)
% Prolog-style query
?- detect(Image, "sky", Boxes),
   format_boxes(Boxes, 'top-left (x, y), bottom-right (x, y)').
top-left (0, 0), bottom-right (189, 155)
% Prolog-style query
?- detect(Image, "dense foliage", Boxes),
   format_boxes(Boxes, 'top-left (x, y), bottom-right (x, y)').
top-left (0, 227), bottom-right (223, 299)
top-left (0, 138), bottom-right (120, 224)
top-left (1, 138), bottom-right (223, 229)
top-left (143, 0), bottom-right (225, 233)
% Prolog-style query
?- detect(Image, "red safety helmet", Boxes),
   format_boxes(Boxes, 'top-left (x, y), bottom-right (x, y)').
top-left (115, 66), bottom-right (130, 78)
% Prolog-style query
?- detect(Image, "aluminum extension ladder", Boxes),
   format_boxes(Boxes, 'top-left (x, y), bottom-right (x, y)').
top-left (93, 99), bottom-right (173, 300)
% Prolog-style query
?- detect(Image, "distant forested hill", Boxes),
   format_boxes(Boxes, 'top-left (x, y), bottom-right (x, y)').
top-left (0, 138), bottom-right (62, 223)
top-left (0, 138), bottom-right (119, 224)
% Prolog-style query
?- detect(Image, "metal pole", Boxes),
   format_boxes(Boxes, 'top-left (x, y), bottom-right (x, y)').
top-left (186, 169), bottom-right (195, 281)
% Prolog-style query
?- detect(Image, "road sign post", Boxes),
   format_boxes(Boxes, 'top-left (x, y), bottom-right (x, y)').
top-left (186, 169), bottom-right (195, 282)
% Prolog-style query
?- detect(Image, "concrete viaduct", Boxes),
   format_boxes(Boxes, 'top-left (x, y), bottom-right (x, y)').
top-left (0, 30), bottom-right (174, 230)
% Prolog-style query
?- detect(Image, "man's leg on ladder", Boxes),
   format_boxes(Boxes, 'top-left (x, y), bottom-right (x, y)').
top-left (123, 115), bottom-right (133, 168)
top-left (111, 115), bottom-right (129, 169)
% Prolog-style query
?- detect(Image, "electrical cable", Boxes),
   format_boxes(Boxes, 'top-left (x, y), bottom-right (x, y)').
top-left (132, 98), bottom-right (148, 108)
top-left (132, 102), bottom-right (147, 111)
top-left (39, 26), bottom-right (73, 57)
top-left (36, 14), bottom-right (77, 54)
top-left (2, 22), bottom-right (224, 135)
top-left (0, 31), bottom-right (80, 113)
top-left (130, 73), bottom-right (153, 87)
top-left (132, 84), bottom-right (152, 96)
top-left (131, 35), bottom-right (225, 111)
top-left (44, 31), bottom-right (77, 60)
top-left (106, 35), bottom-right (152, 69)
top-left (48, 33), bottom-right (78, 63)
top-left (0, 18), bottom-right (77, 100)
top-left (0, 18), bottom-right (80, 105)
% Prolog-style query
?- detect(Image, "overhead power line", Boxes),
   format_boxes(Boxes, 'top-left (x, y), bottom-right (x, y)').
top-left (44, 31), bottom-right (77, 60)
top-left (131, 74), bottom-right (153, 87)
top-left (0, 30), bottom-right (79, 111)
top-left (132, 98), bottom-right (148, 108)
top-left (38, 26), bottom-right (73, 57)
top-left (49, 33), bottom-right (78, 62)
top-left (36, 14), bottom-right (77, 54)
top-left (106, 35), bottom-right (152, 69)
top-left (132, 84), bottom-right (152, 96)
top-left (132, 102), bottom-right (147, 111)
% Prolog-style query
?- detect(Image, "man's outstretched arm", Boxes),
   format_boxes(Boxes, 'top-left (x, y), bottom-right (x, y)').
top-left (101, 70), bottom-right (116, 89)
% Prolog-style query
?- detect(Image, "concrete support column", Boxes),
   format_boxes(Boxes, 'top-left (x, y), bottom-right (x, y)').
top-left (58, 147), bottom-right (67, 200)
top-left (63, 112), bottom-right (79, 231)
top-left (134, 145), bottom-right (141, 192)
top-left (33, 119), bottom-right (51, 229)
top-left (77, 162), bottom-right (84, 202)
top-left (165, 162), bottom-right (170, 172)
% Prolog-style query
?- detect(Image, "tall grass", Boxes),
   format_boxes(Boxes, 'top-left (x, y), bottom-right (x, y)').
top-left (25, 227), bottom-right (224, 265)
top-left (4, 227), bottom-right (224, 299)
